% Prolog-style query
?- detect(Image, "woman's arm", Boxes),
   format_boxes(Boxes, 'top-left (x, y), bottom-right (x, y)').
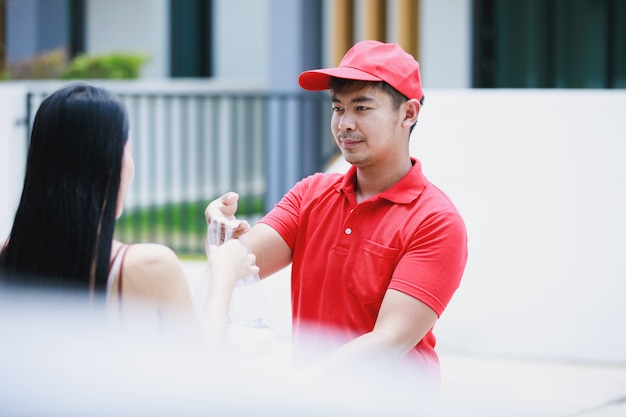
top-left (120, 242), bottom-right (255, 348)
top-left (201, 239), bottom-right (259, 346)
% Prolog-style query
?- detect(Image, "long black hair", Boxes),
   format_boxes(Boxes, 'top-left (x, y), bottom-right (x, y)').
top-left (0, 83), bottom-right (129, 293)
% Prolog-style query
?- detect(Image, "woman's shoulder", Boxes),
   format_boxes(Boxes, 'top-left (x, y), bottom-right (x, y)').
top-left (125, 242), bottom-right (179, 262)
top-left (123, 243), bottom-right (184, 277)
top-left (120, 242), bottom-right (190, 302)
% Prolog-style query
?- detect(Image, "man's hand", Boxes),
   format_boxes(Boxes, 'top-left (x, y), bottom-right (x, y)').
top-left (204, 192), bottom-right (251, 243)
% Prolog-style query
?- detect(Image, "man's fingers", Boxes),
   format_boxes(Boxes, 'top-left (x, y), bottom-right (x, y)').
top-left (205, 192), bottom-right (240, 223)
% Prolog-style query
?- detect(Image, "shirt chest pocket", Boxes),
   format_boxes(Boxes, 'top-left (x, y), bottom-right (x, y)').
top-left (343, 239), bottom-right (399, 306)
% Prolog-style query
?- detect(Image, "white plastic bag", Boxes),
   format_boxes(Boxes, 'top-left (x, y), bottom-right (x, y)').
top-left (193, 219), bottom-right (274, 353)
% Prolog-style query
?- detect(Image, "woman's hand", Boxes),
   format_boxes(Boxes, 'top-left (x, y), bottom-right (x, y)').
top-left (208, 239), bottom-right (259, 286)
top-left (202, 239), bottom-right (259, 347)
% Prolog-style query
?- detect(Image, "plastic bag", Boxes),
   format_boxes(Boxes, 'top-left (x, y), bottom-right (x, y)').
top-left (193, 219), bottom-right (274, 354)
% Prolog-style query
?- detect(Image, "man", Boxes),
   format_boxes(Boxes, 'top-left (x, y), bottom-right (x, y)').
top-left (206, 40), bottom-right (468, 384)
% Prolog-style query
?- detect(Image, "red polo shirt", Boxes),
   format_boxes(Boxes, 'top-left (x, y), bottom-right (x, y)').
top-left (260, 158), bottom-right (467, 373)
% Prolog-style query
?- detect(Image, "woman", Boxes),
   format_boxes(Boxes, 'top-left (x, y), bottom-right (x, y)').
top-left (0, 83), bottom-right (257, 345)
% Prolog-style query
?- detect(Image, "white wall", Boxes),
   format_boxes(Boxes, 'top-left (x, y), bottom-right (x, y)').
top-left (412, 89), bottom-right (626, 364)
top-left (0, 85), bottom-right (28, 240)
top-left (86, 0), bottom-right (169, 78)
top-left (420, 0), bottom-right (472, 88)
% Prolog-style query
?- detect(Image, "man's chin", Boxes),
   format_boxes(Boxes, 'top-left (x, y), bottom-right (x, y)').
top-left (342, 154), bottom-right (368, 168)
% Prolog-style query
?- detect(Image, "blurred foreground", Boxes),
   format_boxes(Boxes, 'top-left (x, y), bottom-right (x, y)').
top-left (1, 264), bottom-right (625, 417)
top-left (0, 281), bottom-right (438, 417)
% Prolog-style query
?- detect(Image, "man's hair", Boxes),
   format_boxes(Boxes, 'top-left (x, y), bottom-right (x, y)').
top-left (0, 83), bottom-right (129, 293)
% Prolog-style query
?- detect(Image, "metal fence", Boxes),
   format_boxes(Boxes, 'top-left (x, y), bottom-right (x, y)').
top-left (26, 86), bottom-right (335, 256)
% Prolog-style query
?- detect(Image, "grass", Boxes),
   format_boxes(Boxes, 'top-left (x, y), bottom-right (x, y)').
top-left (114, 195), bottom-right (264, 256)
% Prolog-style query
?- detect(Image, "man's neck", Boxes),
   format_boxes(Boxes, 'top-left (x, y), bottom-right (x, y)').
top-left (354, 157), bottom-right (413, 203)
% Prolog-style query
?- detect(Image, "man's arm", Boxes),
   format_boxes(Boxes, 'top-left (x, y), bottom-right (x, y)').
top-left (312, 289), bottom-right (438, 371)
top-left (243, 223), bottom-right (292, 279)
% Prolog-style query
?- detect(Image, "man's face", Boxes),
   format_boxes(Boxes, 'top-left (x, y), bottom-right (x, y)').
top-left (330, 85), bottom-right (406, 169)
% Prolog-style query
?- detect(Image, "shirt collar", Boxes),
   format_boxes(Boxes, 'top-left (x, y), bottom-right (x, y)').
top-left (338, 157), bottom-right (428, 204)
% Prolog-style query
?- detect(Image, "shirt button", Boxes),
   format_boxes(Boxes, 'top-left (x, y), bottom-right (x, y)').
top-left (345, 228), bottom-right (352, 235)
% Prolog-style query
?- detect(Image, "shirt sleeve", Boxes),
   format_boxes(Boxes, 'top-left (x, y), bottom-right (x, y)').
top-left (389, 210), bottom-right (468, 317)
top-left (259, 175), bottom-right (310, 250)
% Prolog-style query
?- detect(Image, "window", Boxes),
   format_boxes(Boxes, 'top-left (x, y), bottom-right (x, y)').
top-left (170, 0), bottom-right (213, 77)
top-left (473, 0), bottom-right (626, 88)
top-left (68, 0), bottom-right (85, 57)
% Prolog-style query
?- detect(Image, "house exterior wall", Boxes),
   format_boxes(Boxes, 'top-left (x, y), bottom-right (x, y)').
top-left (86, 0), bottom-right (169, 78)
top-left (213, 0), bottom-right (270, 81)
top-left (5, 0), bottom-right (68, 63)
top-left (4, 0), bottom-right (474, 86)
top-left (420, 0), bottom-right (472, 88)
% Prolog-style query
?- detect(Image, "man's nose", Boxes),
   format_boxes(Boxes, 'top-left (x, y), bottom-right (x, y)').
top-left (337, 113), bottom-right (355, 131)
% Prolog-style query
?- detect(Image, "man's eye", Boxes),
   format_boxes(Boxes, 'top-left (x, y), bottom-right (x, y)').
top-left (332, 106), bottom-right (344, 112)
top-left (356, 106), bottom-right (369, 111)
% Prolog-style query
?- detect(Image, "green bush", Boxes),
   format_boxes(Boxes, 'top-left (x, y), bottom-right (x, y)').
top-left (62, 52), bottom-right (149, 79)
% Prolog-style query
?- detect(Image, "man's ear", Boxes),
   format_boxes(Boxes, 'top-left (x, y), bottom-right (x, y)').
top-left (402, 98), bottom-right (420, 128)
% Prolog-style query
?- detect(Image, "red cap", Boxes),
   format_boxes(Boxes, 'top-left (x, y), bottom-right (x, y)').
top-left (298, 40), bottom-right (423, 101)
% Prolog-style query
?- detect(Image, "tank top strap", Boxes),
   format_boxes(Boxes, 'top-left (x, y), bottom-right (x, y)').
top-left (106, 244), bottom-right (131, 301)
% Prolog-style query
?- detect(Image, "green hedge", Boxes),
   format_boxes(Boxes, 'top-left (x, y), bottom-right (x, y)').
top-left (114, 195), bottom-right (265, 256)
top-left (62, 52), bottom-right (149, 79)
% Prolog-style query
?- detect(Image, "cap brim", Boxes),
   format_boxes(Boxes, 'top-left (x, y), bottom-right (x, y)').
top-left (298, 67), bottom-right (383, 91)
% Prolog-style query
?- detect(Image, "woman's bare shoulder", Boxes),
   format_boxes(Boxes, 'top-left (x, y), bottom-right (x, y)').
top-left (125, 243), bottom-right (180, 265)
top-left (114, 243), bottom-right (199, 333)
top-left (121, 243), bottom-right (191, 304)
top-left (122, 243), bottom-right (186, 284)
